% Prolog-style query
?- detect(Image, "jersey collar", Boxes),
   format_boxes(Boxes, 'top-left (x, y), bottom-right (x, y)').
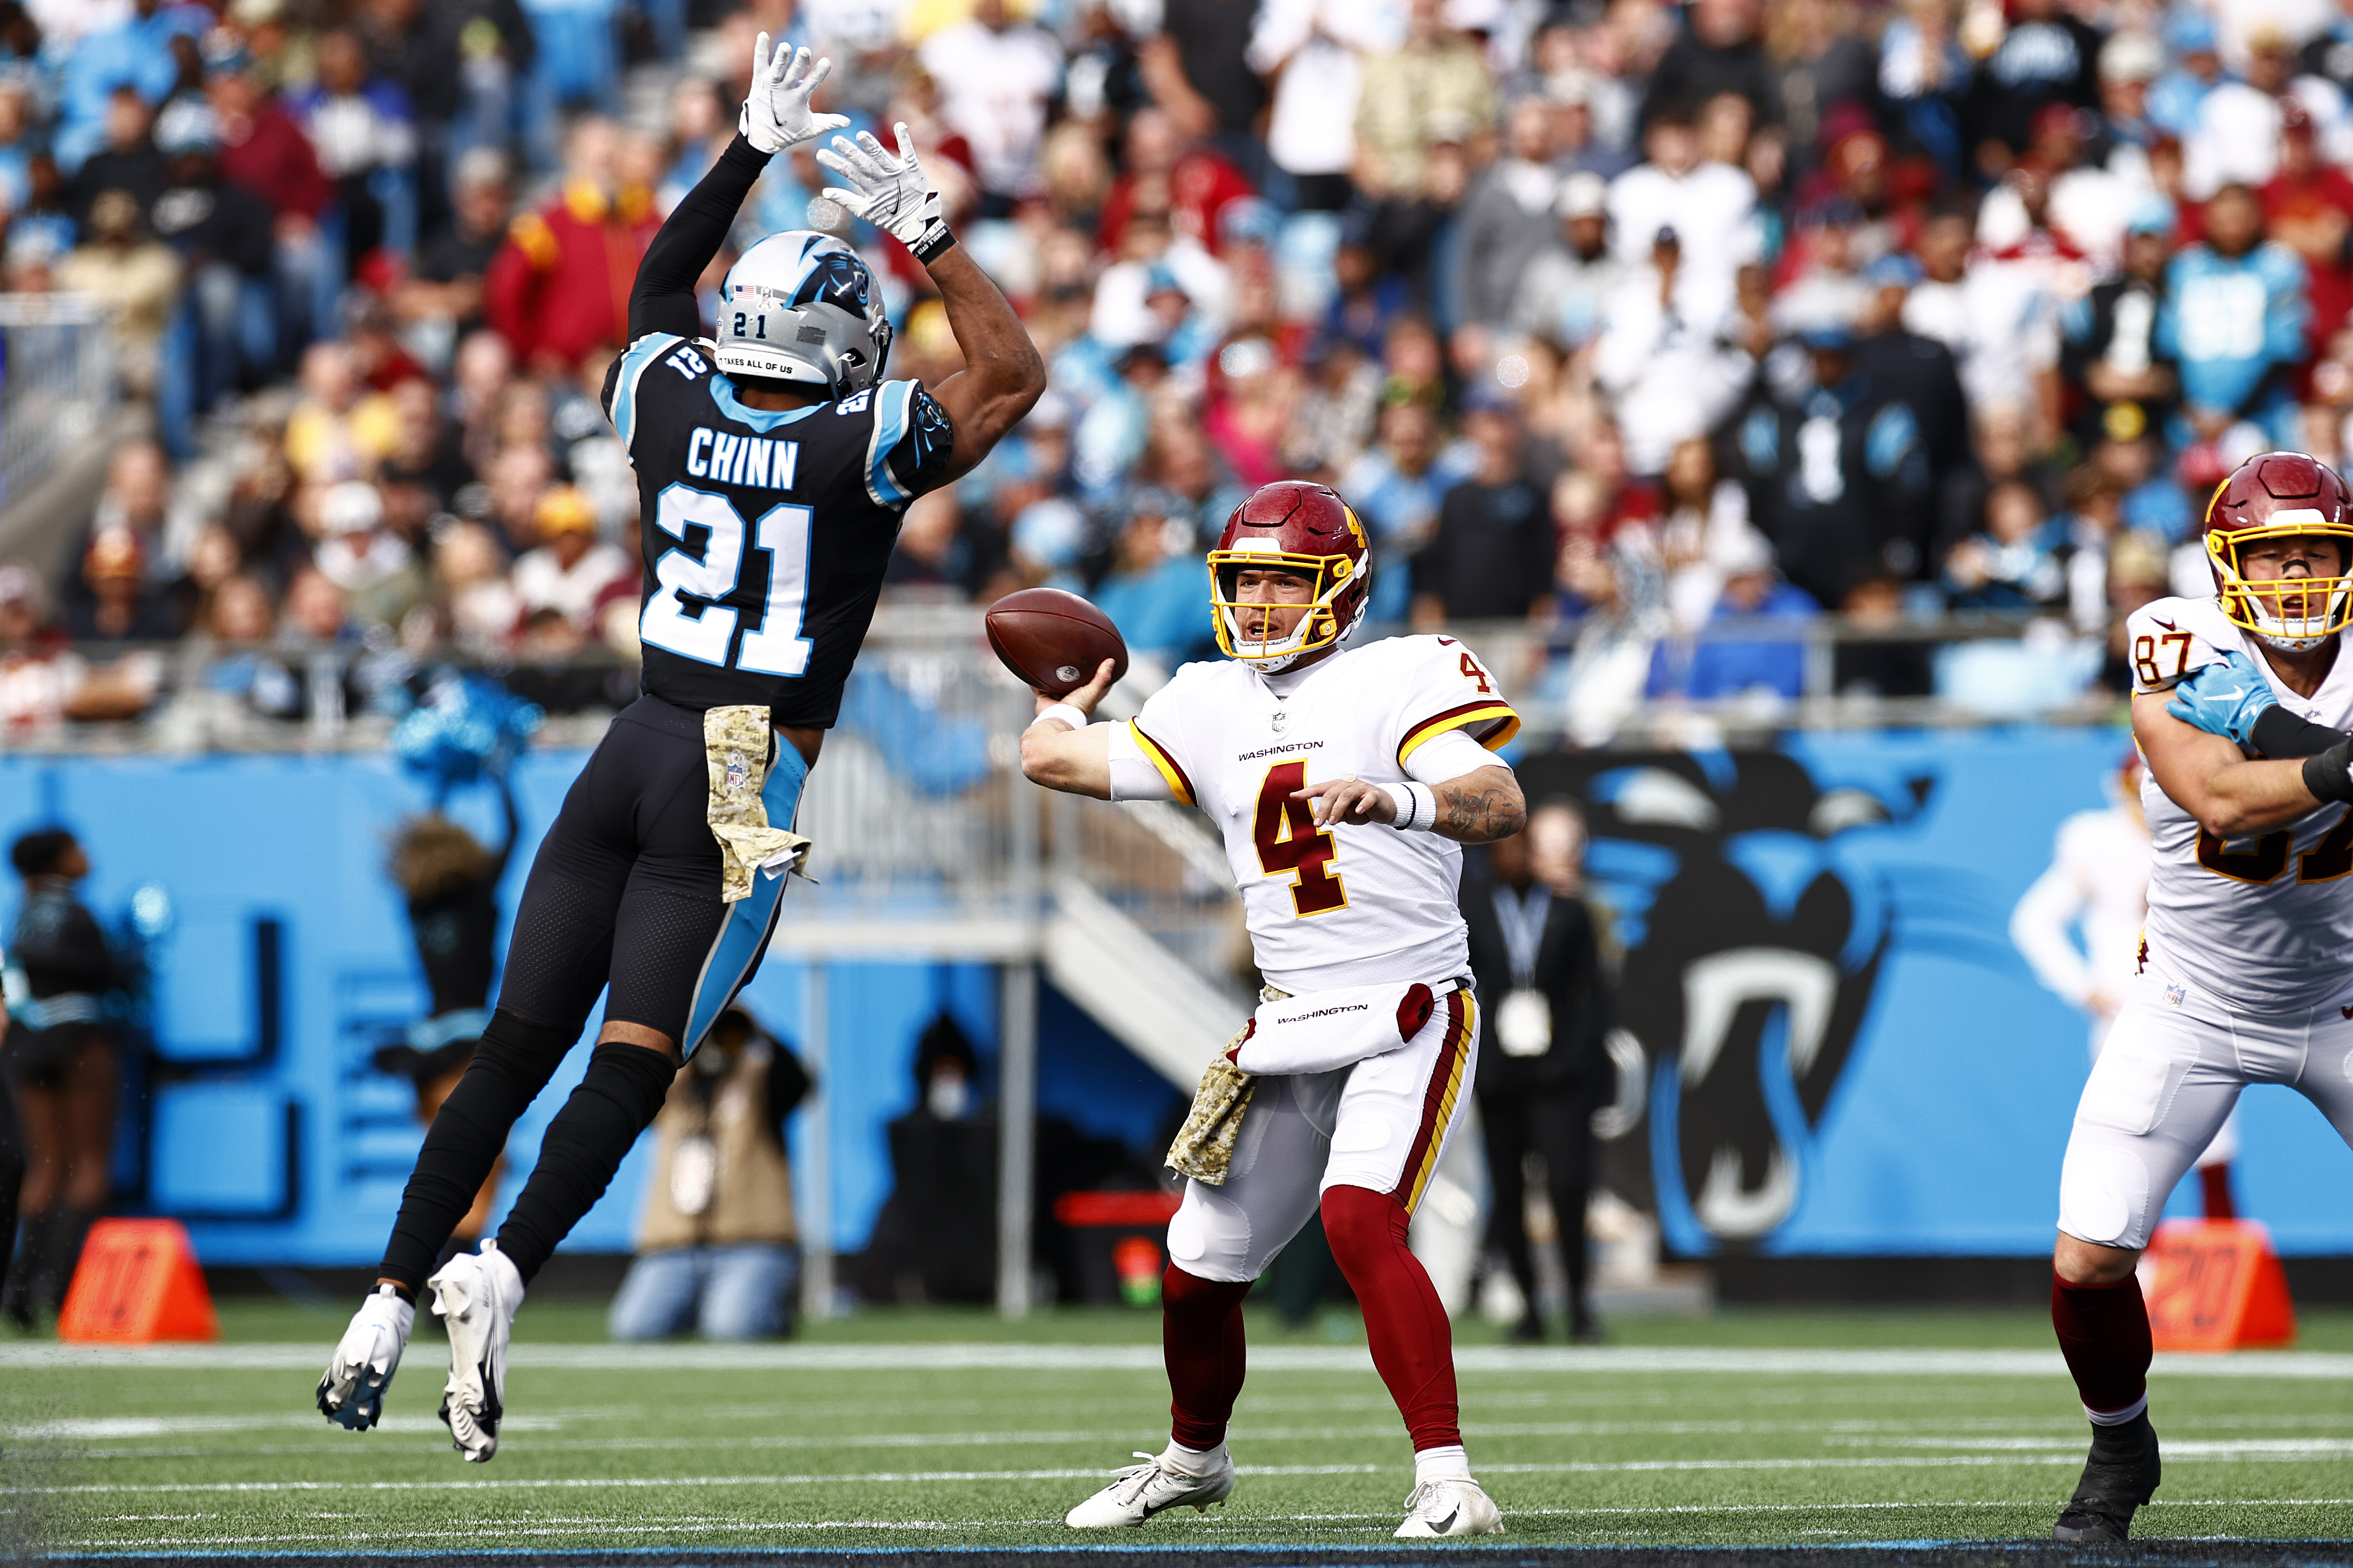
top-left (711, 374), bottom-right (827, 432)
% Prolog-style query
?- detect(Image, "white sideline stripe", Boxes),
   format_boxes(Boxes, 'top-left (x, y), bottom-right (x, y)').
top-left (11, 1341), bottom-right (2353, 1379)
top-left (30, 1464), bottom-right (1383, 1497)
top-left (34, 1445), bottom-right (2353, 1497)
top-left (38, 1415), bottom-right (2353, 1454)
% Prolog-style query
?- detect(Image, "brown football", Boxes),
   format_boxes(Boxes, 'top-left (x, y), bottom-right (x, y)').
top-left (985, 588), bottom-right (1131, 697)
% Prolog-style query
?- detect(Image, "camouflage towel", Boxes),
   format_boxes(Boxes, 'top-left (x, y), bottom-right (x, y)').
top-left (1165, 1026), bottom-right (1258, 1186)
top-left (703, 704), bottom-right (812, 904)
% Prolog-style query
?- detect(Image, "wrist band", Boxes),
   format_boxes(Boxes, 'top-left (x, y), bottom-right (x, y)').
top-left (2303, 739), bottom-right (2353, 804)
top-left (1383, 781), bottom-right (1438, 832)
top-left (1029, 703), bottom-right (1087, 732)
top-left (908, 220), bottom-right (957, 266)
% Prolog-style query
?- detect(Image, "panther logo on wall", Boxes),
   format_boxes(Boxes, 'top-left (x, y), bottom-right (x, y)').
top-left (1520, 749), bottom-right (1937, 1253)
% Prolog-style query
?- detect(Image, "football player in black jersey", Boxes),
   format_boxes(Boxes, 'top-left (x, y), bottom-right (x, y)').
top-left (317, 34), bottom-right (1043, 1457)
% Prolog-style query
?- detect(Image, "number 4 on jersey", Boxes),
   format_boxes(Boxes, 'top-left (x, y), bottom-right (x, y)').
top-left (1254, 761), bottom-right (1348, 916)
top-left (1438, 636), bottom-right (1495, 694)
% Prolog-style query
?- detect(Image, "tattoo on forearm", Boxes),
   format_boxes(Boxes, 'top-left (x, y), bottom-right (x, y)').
top-left (1435, 781), bottom-right (1526, 842)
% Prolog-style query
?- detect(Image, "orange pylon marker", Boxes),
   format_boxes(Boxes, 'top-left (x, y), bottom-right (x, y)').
top-left (2143, 1219), bottom-right (2296, 1352)
top-left (56, 1219), bottom-right (220, 1343)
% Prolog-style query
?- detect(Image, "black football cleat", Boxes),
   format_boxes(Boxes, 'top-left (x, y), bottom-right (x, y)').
top-left (2053, 1411), bottom-right (2161, 1545)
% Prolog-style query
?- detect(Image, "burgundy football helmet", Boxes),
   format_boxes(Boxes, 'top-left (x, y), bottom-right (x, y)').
top-left (2203, 451), bottom-right (2353, 651)
top-left (1206, 481), bottom-right (1372, 669)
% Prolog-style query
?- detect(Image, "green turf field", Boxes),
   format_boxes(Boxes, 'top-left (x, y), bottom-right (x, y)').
top-left (5, 1301), bottom-right (2352, 1557)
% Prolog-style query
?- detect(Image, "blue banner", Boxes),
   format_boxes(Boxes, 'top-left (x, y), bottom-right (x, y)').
top-left (1519, 729), bottom-right (2353, 1258)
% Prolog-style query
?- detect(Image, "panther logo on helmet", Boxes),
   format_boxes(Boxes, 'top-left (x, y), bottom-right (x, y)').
top-left (1206, 481), bottom-right (1372, 671)
top-left (713, 231), bottom-right (894, 396)
top-left (2203, 451), bottom-right (2353, 652)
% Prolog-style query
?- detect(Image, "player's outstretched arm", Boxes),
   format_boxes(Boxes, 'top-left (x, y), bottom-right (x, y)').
top-left (627, 34), bottom-right (846, 342)
top-left (2133, 691), bottom-right (2342, 836)
top-left (1299, 764), bottom-right (1528, 843)
top-left (1020, 658), bottom-right (1118, 799)
top-left (817, 125), bottom-right (1044, 479)
top-left (921, 245), bottom-right (1048, 479)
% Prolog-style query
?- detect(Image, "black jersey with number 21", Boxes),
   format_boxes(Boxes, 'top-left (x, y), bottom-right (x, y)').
top-left (599, 329), bottom-right (954, 727)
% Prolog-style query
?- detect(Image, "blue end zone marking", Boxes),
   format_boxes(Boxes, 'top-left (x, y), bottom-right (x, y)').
top-left (679, 740), bottom-right (811, 1056)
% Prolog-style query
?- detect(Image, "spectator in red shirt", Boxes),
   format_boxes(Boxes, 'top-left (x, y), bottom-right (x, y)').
top-left (483, 116), bottom-right (661, 375)
top-left (2261, 100), bottom-right (2353, 355)
top-left (206, 50), bottom-right (336, 368)
top-left (1097, 106), bottom-right (1255, 259)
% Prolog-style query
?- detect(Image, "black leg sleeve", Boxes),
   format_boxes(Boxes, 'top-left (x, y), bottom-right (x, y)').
top-left (1477, 1092), bottom-right (1536, 1305)
top-left (493, 1042), bottom-right (678, 1285)
top-left (378, 1011), bottom-right (577, 1292)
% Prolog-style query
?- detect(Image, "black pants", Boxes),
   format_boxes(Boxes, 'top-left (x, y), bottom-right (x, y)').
top-left (0, 1063), bottom-right (19, 1306)
top-left (502, 695), bottom-right (805, 1048)
top-left (375, 697), bottom-right (808, 1289)
top-left (1478, 1080), bottom-right (1599, 1324)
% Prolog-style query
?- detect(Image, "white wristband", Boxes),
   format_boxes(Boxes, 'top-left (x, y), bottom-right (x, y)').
top-left (1029, 703), bottom-right (1088, 732)
top-left (1383, 781), bottom-right (1438, 832)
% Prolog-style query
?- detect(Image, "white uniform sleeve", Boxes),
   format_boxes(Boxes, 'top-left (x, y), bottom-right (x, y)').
top-left (2009, 829), bottom-right (2096, 1009)
top-left (1105, 721), bottom-right (1179, 802)
top-left (1390, 637), bottom-right (1522, 772)
top-left (1122, 677), bottom-right (1200, 807)
top-left (2122, 598), bottom-right (2228, 695)
top-left (1402, 728), bottom-right (1499, 785)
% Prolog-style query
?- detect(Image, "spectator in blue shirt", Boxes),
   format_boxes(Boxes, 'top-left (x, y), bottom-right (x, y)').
top-left (52, 0), bottom-right (206, 175)
top-left (1943, 478), bottom-right (2068, 612)
top-left (2146, 11), bottom-right (2226, 140)
top-left (1091, 488), bottom-right (1212, 671)
top-left (1339, 396), bottom-right (1462, 626)
top-left (2154, 181), bottom-right (2309, 449)
top-left (1648, 533), bottom-right (1819, 701)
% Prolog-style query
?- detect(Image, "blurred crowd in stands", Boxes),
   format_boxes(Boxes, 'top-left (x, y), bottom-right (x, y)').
top-left (2, 0), bottom-right (2351, 741)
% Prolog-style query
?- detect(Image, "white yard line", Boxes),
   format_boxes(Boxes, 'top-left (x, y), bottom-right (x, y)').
top-left (10, 1341), bottom-right (2353, 1378)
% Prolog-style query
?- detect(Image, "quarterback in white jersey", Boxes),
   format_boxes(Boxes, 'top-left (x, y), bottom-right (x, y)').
top-left (1022, 481), bottom-right (1523, 1540)
top-left (2045, 452), bottom-right (2353, 1546)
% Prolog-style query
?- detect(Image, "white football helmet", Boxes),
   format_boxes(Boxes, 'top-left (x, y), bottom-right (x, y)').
top-left (712, 230), bottom-right (893, 396)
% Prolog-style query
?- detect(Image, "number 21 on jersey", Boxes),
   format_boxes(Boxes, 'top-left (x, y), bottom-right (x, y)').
top-left (640, 481), bottom-right (814, 675)
top-left (1254, 761), bottom-right (1348, 916)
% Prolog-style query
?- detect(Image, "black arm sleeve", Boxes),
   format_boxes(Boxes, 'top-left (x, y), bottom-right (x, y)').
top-left (629, 134), bottom-right (774, 343)
top-left (2305, 737), bottom-right (2353, 805)
top-left (2252, 704), bottom-right (2349, 759)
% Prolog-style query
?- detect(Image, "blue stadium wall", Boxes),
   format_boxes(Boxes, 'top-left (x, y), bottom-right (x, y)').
top-left (4, 729), bottom-right (2349, 1268)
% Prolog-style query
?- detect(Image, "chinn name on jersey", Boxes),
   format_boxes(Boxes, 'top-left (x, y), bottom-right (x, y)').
top-left (686, 429), bottom-right (800, 491)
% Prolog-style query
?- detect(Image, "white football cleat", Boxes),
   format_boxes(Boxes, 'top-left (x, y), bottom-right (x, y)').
top-left (1394, 1476), bottom-right (1504, 1537)
top-left (1064, 1447), bottom-right (1235, 1527)
top-left (316, 1285), bottom-right (414, 1430)
top-left (427, 1241), bottom-right (523, 1462)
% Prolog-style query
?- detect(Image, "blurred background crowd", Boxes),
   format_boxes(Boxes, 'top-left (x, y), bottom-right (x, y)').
top-left (2, 0), bottom-right (2349, 743)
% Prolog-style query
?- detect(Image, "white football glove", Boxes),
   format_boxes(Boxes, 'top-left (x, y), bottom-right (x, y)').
top-left (816, 122), bottom-right (954, 262)
top-left (739, 32), bottom-right (849, 156)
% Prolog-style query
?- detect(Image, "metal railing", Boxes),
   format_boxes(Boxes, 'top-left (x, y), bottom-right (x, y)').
top-left (0, 294), bottom-right (116, 509)
top-left (0, 604), bottom-right (2127, 756)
